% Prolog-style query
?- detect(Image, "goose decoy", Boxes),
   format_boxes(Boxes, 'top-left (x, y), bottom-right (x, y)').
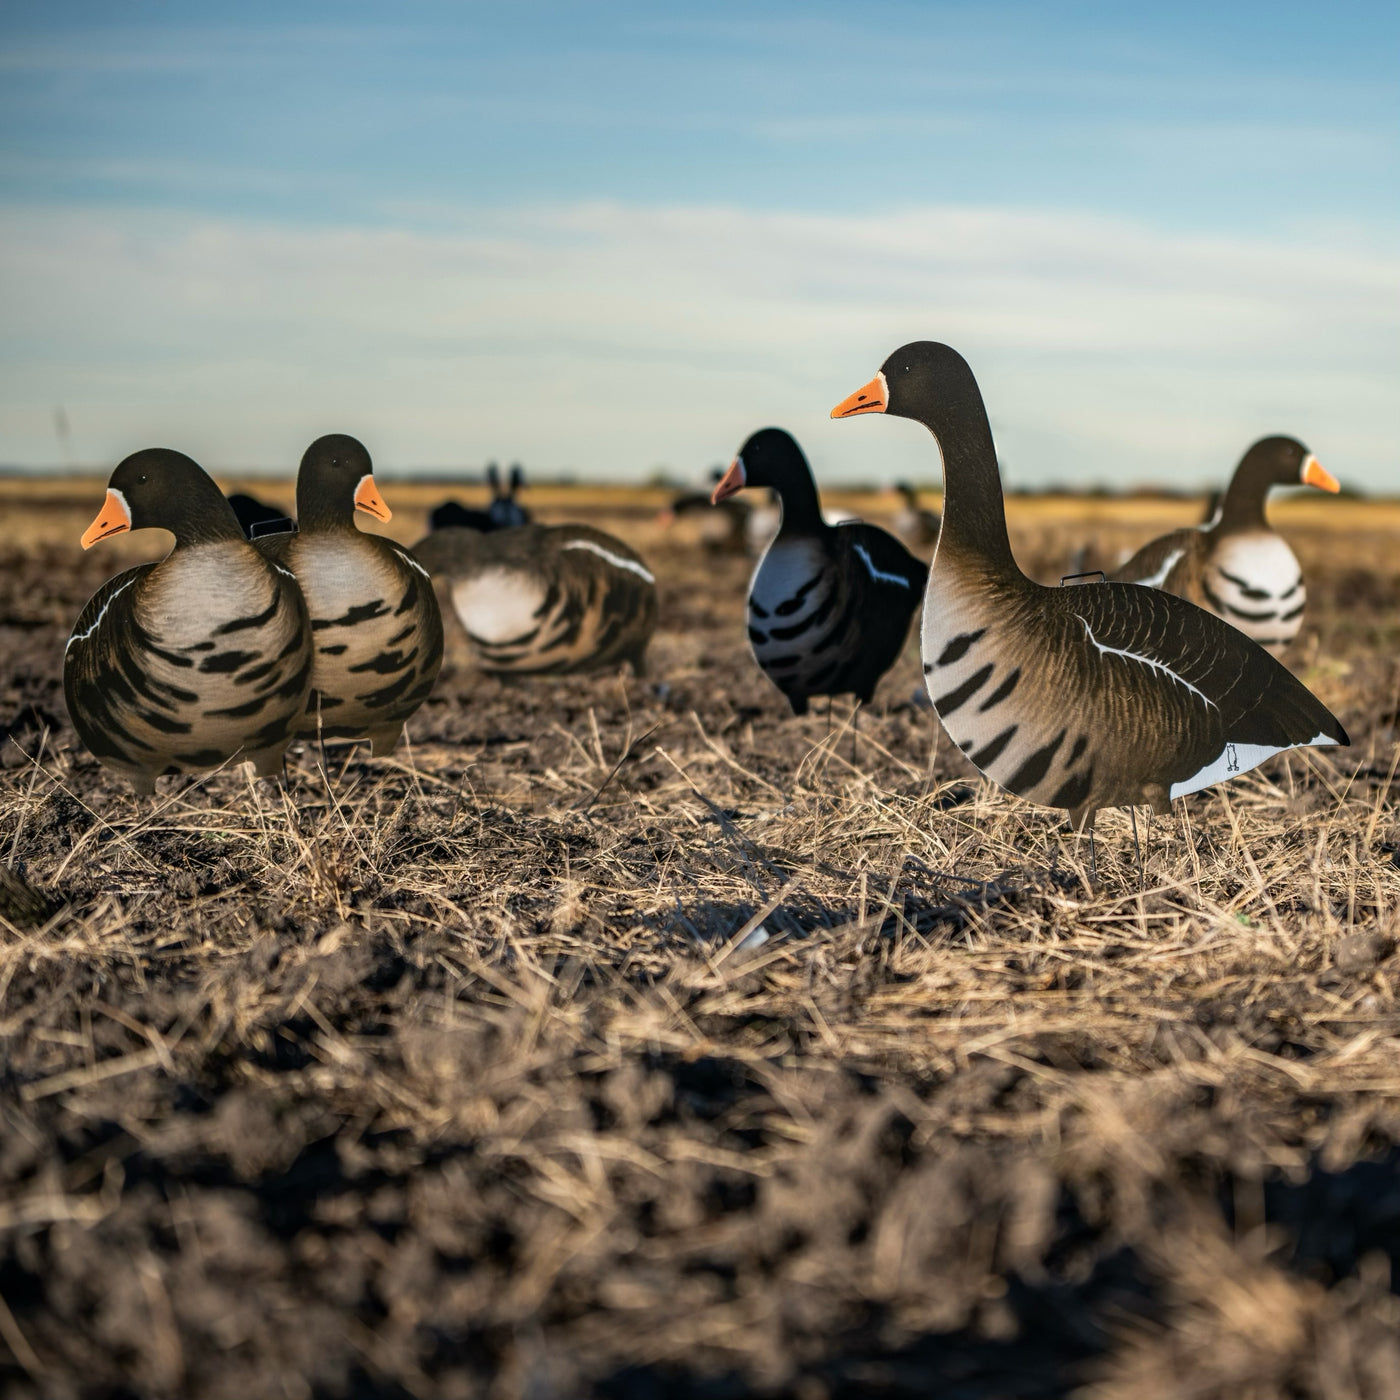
top-left (657, 487), bottom-right (750, 556)
top-left (831, 343), bottom-right (1346, 831)
top-left (256, 435), bottom-right (443, 755)
top-left (891, 481), bottom-right (941, 549)
top-left (65, 449), bottom-right (313, 794)
top-left (411, 522), bottom-right (657, 675)
top-left (227, 491), bottom-right (296, 540)
top-left (711, 428), bottom-right (927, 716)
top-left (1111, 436), bottom-right (1339, 651)
top-left (426, 462), bottom-right (533, 534)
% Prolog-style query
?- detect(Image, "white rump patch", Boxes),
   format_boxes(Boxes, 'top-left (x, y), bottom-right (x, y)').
top-left (854, 543), bottom-right (911, 588)
top-left (65, 578), bottom-right (137, 654)
top-left (1170, 731), bottom-right (1340, 799)
top-left (1134, 547), bottom-right (1185, 589)
top-left (1080, 618), bottom-right (1218, 712)
top-left (452, 567), bottom-right (547, 643)
top-left (561, 538), bottom-right (655, 584)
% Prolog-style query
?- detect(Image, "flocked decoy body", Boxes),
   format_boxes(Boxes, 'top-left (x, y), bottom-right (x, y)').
top-left (1111, 436), bottom-right (1339, 651)
top-left (255, 435), bottom-right (443, 754)
top-left (891, 481), bottom-right (941, 550)
top-left (227, 491), bottom-right (296, 540)
top-left (411, 522), bottom-right (657, 675)
top-left (832, 343), bottom-right (1347, 830)
top-left (428, 462), bottom-right (532, 535)
top-left (65, 449), bottom-right (313, 794)
top-left (712, 428), bottom-right (927, 716)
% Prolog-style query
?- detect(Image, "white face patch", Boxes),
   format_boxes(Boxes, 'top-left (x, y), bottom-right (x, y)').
top-left (452, 567), bottom-right (547, 644)
top-left (1169, 731), bottom-right (1340, 799)
top-left (560, 538), bottom-right (655, 584)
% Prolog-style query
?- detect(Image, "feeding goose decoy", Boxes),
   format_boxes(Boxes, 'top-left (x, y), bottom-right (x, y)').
top-left (411, 522), bottom-right (657, 675)
top-left (657, 487), bottom-right (751, 556)
top-left (255, 434), bottom-right (443, 755)
top-left (891, 481), bottom-right (941, 550)
top-left (832, 343), bottom-right (1347, 831)
top-left (227, 491), bottom-right (296, 540)
top-left (428, 462), bottom-right (532, 534)
top-left (65, 449), bottom-right (313, 794)
top-left (1111, 436), bottom-right (1339, 651)
top-left (711, 428), bottom-right (927, 716)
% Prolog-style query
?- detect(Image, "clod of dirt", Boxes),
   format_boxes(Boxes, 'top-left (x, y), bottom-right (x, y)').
top-left (1333, 929), bottom-right (1394, 976)
top-left (0, 863), bottom-right (58, 929)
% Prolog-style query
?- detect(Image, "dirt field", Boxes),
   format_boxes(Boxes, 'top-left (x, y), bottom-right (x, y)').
top-left (1, 481), bottom-right (1399, 1399)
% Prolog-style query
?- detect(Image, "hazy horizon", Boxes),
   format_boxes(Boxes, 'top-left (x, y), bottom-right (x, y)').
top-left (3, 2), bottom-right (1397, 492)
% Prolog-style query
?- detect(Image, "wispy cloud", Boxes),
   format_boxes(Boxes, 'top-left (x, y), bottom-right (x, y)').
top-left (0, 200), bottom-right (1395, 489)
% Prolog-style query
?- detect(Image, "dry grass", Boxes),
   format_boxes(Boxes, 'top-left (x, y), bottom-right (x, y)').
top-left (0, 485), bottom-right (1398, 1399)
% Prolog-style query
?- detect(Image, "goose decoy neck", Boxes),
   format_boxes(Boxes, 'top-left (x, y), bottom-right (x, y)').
top-left (715, 428), bottom-right (824, 532)
top-left (295, 433), bottom-right (391, 531)
top-left (1215, 436), bottom-right (1336, 532)
top-left (82, 448), bottom-right (245, 549)
top-left (834, 341), bottom-right (1015, 571)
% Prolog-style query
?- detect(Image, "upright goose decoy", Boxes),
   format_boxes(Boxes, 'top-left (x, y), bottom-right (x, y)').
top-left (256, 435), bottom-right (443, 755)
top-left (712, 428), bottom-right (927, 716)
top-left (657, 487), bottom-right (751, 556)
top-left (1111, 436), bottom-right (1339, 651)
top-left (412, 522), bottom-right (657, 675)
top-left (65, 449), bottom-right (313, 794)
top-left (832, 344), bottom-right (1347, 830)
top-left (891, 481), bottom-right (941, 549)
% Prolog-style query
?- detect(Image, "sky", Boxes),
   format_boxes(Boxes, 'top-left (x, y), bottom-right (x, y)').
top-left (1, 0), bottom-right (1397, 490)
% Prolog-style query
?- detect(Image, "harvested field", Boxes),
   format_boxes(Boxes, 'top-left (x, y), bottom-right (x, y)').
top-left (1, 483), bottom-right (1399, 1399)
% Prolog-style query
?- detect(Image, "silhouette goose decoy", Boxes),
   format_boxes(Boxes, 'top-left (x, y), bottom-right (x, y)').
top-left (831, 343), bottom-right (1347, 831)
top-left (256, 435), bottom-right (443, 755)
top-left (411, 522), bottom-right (657, 675)
top-left (1111, 436), bottom-right (1339, 651)
top-left (711, 428), bottom-right (927, 716)
top-left (227, 491), bottom-right (296, 540)
top-left (65, 449), bottom-right (313, 794)
top-left (891, 481), bottom-right (941, 550)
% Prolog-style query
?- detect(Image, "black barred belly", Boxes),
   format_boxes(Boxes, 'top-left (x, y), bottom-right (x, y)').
top-left (920, 600), bottom-right (1096, 814)
top-left (747, 568), bottom-right (852, 708)
top-left (66, 578), bottom-right (310, 779)
top-left (304, 569), bottom-right (439, 736)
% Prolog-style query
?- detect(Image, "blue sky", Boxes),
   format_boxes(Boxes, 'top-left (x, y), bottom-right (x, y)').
top-left (2, 1), bottom-right (1397, 488)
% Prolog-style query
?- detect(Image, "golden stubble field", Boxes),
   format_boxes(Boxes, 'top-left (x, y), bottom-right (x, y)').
top-left (0, 479), bottom-right (1398, 1400)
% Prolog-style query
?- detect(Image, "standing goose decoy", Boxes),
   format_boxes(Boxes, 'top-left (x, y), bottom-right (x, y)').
top-left (65, 449), bottom-right (313, 794)
top-left (256, 435), bottom-right (443, 755)
top-left (711, 428), bottom-right (927, 716)
top-left (411, 522), bottom-right (657, 675)
top-left (831, 344), bottom-right (1346, 831)
top-left (1111, 436), bottom-right (1339, 651)
top-left (891, 481), bottom-right (941, 550)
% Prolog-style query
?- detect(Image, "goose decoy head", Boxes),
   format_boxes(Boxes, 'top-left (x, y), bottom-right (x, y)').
top-left (296, 433), bottom-right (392, 529)
top-left (80, 448), bottom-right (242, 549)
top-left (711, 428), bottom-right (809, 503)
top-left (830, 341), bottom-right (973, 427)
top-left (1240, 436), bottom-right (1339, 494)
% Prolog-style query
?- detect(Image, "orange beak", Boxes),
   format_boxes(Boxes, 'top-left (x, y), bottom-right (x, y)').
top-left (1300, 455), bottom-right (1340, 493)
top-left (353, 474), bottom-right (393, 522)
top-left (831, 372), bottom-right (888, 419)
top-left (80, 488), bottom-right (132, 549)
top-left (711, 457), bottom-right (746, 504)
